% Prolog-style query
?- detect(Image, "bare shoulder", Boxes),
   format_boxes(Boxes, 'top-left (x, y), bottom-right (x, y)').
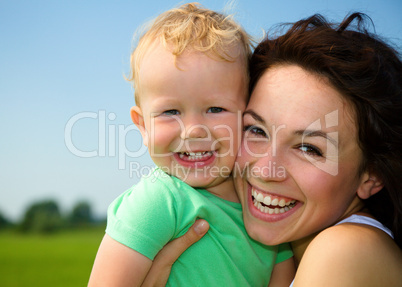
top-left (294, 224), bottom-right (402, 287)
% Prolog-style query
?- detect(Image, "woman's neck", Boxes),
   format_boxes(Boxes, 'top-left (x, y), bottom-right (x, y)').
top-left (290, 233), bottom-right (318, 267)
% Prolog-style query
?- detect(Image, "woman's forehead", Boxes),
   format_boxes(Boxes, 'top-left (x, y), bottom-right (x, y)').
top-left (250, 67), bottom-right (352, 119)
top-left (246, 65), bottom-right (358, 142)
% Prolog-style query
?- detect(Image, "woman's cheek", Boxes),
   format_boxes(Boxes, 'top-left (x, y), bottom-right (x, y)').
top-left (236, 143), bottom-right (252, 170)
top-left (238, 140), bottom-right (267, 166)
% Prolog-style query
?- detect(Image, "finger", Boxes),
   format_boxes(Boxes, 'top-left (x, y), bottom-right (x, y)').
top-left (156, 219), bottom-right (209, 263)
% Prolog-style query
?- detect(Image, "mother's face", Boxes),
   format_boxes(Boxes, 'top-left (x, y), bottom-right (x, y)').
top-left (235, 65), bottom-right (371, 245)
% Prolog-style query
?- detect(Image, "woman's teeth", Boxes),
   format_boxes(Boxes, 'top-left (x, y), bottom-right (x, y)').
top-left (252, 188), bottom-right (296, 214)
top-left (178, 151), bottom-right (213, 161)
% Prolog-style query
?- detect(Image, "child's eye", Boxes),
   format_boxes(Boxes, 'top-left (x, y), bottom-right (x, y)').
top-left (298, 144), bottom-right (323, 157)
top-left (243, 125), bottom-right (267, 137)
top-left (207, 107), bottom-right (224, 113)
top-left (162, 109), bottom-right (180, 116)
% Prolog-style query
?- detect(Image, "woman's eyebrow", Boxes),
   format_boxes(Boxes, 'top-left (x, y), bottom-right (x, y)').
top-left (294, 130), bottom-right (338, 146)
top-left (243, 110), bottom-right (265, 124)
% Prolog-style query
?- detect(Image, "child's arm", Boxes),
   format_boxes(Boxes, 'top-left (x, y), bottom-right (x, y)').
top-left (267, 257), bottom-right (295, 287)
top-left (88, 234), bottom-right (152, 287)
top-left (89, 172), bottom-right (177, 286)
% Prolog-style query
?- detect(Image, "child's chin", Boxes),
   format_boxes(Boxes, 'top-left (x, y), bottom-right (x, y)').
top-left (179, 176), bottom-right (213, 188)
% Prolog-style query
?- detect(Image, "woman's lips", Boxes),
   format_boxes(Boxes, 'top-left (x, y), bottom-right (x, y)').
top-left (247, 183), bottom-right (300, 222)
top-left (251, 187), bottom-right (296, 214)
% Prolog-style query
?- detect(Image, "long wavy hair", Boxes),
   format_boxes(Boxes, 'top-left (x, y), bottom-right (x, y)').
top-left (250, 13), bottom-right (402, 248)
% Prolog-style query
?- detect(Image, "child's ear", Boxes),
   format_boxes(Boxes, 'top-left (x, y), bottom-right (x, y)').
top-left (130, 106), bottom-right (148, 147)
top-left (356, 171), bottom-right (384, 199)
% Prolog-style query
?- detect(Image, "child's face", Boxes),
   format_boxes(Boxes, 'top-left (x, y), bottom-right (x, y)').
top-left (132, 42), bottom-right (247, 190)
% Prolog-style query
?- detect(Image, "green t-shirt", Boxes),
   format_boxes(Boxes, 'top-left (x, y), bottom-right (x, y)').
top-left (106, 168), bottom-right (292, 286)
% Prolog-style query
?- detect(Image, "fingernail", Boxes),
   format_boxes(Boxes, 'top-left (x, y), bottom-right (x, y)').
top-left (193, 220), bottom-right (208, 235)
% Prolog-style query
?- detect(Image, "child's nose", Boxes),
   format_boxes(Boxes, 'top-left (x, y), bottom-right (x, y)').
top-left (180, 123), bottom-right (209, 139)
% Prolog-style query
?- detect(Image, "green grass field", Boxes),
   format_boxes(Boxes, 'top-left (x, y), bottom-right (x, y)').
top-left (0, 226), bottom-right (105, 287)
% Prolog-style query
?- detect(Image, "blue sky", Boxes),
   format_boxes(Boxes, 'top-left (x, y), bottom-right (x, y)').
top-left (1, 0), bottom-right (401, 221)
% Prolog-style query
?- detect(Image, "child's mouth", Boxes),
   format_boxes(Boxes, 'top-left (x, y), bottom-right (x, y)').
top-left (174, 151), bottom-right (216, 167)
top-left (177, 151), bottom-right (213, 161)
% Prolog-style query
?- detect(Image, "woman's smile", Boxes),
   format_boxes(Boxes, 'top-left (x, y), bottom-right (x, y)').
top-left (235, 65), bottom-right (366, 245)
top-left (247, 182), bottom-right (300, 220)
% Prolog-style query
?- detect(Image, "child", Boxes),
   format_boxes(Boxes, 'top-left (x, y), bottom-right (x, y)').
top-left (88, 3), bottom-right (293, 286)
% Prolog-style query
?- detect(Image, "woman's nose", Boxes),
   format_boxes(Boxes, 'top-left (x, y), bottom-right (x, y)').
top-left (249, 147), bottom-right (287, 182)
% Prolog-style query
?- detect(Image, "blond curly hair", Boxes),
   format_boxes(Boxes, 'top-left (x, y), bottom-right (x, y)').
top-left (127, 2), bottom-right (252, 105)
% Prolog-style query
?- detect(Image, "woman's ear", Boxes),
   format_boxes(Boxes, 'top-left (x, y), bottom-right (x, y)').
top-left (130, 106), bottom-right (148, 147)
top-left (356, 171), bottom-right (384, 199)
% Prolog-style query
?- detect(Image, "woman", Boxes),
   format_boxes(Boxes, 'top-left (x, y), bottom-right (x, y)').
top-left (142, 13), bottom-right (402, 286)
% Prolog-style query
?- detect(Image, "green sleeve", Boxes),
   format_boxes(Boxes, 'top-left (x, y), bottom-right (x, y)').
top-left (106, 173), bottom-right (178, 260)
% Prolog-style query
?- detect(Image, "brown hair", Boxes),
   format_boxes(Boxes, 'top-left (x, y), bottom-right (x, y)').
top-left (250, 13), bottom-right (402, 247)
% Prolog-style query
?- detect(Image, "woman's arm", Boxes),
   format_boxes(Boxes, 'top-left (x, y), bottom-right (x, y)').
top-left (141, 219), bottom-right (209, 287)
top-left (88, 234), bottom-right (153, 287)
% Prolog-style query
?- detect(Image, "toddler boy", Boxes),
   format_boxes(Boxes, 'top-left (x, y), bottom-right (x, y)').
top-left (89, 3), bottom-right (292, 286)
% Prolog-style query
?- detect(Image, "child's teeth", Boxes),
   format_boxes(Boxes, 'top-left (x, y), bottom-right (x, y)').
top-left (178, 151), bottom-right (212, 161)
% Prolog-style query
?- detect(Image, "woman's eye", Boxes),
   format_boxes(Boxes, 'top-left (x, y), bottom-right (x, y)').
top-left (298, 144), bottom-right (323, 157)
top-left (243, 125), bottom-right (267, 137)
top-left (208, 107), bottom-right (224, 113)
top-left (162, 110), bottom-right (180, 116)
